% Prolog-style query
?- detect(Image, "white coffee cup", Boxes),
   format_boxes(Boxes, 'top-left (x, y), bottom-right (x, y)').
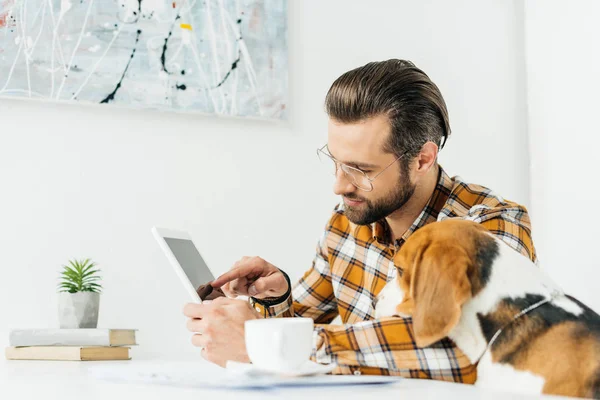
top-left (245, 318), bottom-right (314, 373)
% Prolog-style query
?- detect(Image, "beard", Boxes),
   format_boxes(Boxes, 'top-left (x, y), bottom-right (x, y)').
top-left (343, 176), bottom-right (416, 226)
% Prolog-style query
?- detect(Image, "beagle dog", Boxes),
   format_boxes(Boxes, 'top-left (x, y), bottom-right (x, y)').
top-left (375, 219), bottom-right (600, 398)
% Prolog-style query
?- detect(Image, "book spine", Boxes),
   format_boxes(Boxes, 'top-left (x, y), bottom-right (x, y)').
top-left (9, 330), bottom-right (110, 347)
top-left (5, 346), bottom-right (81, 361)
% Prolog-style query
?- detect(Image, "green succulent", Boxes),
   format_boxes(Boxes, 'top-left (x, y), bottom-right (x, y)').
top-left (57, 258), bottom-right (102, 293)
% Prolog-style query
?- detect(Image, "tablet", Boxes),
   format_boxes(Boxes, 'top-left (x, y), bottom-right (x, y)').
top-left (152, 227), bottom-right (215, 303)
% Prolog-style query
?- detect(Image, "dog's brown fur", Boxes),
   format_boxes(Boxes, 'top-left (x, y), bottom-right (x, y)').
top-left (392, 219), bottom-right (600, 398)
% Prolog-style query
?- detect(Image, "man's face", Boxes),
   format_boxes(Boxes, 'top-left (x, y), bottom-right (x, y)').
top-left (327, 115), bottom-right (416, 225)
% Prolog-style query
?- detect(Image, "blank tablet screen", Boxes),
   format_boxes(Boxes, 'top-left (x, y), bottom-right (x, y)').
top-left (163, 238), bottom-right (215, 289)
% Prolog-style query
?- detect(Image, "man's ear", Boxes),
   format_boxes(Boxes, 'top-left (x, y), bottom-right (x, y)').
top-left (411, 245), bottom-right (472, 347)
top-left (416, 141), bottom-right (439, 172)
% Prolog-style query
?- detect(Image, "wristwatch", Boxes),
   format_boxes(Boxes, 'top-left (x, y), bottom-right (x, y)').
top-left (251, 269), bottom-right (291, 307)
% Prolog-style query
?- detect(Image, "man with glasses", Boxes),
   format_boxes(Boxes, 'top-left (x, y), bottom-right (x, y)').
top-left (183, 59), bottom-right (537, 383)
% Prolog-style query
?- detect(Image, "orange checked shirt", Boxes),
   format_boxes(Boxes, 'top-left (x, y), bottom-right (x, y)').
top-left (252, 166), bottom-right (537, 383)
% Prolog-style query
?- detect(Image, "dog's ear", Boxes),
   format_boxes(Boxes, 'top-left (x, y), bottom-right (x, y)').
top-left (393, 239), bottom-right (427, 317)
top-left (411, 245), bottom-right (472, 347)
top-left (395, 249), bottom-right (420, 316)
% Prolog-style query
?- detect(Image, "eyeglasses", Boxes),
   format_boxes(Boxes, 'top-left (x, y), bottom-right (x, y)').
top-left (316, 144), bottom-right (405, 192)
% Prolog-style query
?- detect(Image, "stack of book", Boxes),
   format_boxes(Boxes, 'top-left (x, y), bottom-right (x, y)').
top-left (5, 328), bottom-right (136, 361)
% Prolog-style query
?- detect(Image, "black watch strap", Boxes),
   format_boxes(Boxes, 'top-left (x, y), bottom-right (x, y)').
top-left (251, 269), bottom-right (291, 307)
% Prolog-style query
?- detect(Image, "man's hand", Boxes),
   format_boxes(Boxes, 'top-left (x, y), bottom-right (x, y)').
top-left (183, 297), bottom-right (261, 367)
top-left (211, 256), bottom-right (288, 299)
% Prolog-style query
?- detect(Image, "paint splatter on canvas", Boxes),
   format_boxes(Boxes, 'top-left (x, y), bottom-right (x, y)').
top-left (0, 0), bottom-right (287, 119)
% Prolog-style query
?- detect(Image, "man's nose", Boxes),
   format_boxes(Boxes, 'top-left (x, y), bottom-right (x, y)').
top-left (333, 168), bottom-right (356, 196)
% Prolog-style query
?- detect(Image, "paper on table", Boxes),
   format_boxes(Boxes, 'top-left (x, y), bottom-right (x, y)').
top-left (88, 361), bottom-right (402, 390)
top-left (226, 360), bottom-right (337, 377)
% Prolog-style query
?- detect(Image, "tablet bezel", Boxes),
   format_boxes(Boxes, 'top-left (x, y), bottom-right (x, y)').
top-left (151, 226), bottom-right (210, 304)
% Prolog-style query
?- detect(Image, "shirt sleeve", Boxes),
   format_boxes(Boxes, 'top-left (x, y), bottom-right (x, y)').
top-left (464, 200), bottom-right (537, 263)
top-left (252, 228), bottom-right (339, 323)
top-left (310, 317), bottom-right (477, 383)
top-left (437, 180), bottom-right (537, 263)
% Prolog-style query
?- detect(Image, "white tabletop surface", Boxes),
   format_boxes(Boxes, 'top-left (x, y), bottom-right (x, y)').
top-left (0, 357), bottom-right (568, 399)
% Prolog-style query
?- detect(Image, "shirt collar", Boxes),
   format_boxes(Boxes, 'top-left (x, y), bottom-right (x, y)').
top-left (372, 166), bottom-right (454, 246)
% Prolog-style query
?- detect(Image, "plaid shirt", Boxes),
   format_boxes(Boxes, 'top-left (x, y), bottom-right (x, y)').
top-left (252, 166), bottom-right (536, 382)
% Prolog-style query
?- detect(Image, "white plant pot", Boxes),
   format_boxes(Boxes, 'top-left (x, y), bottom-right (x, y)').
top-left (58, 292), bottom-right (100, 329)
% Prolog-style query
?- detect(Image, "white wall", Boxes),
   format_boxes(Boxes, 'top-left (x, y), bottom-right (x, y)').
top-left (525, 0), bottom-right (600, 311)
top-left (0, 0), bottom-right (529, 358)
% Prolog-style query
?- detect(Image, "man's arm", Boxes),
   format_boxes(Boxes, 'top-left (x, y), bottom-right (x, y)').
top-left (255, 229), bottom-right (475, 383)
top-left (257, 296), bottom-right (476, 382)
top-left (252, 230), bottom-right (339, 323)
top-left (475, 202), bottom-right (537, 262)
top-left (261, 276), bottom-right (475, 381)
top-left (441, 192), bottom-right (537, 263)
top-left (311, 317), bottom-right (477, 382)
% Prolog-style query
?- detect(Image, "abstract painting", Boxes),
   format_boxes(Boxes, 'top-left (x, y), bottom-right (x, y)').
top-left (0, 0), bottom-right (288, 120)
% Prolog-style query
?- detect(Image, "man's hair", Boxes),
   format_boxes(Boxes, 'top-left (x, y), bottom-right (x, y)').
top-left (325, 59), bottom-right (450, 168)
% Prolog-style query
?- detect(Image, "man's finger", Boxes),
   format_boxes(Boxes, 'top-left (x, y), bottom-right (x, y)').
top-left (221, 281), bottom-right (250, 298)
top-left (200, 348), bottom-right (224, 368)
top-left (186, 318), bottom-right (209, 333)
top-left (183, 303), bottom-right (211, 318)
top-left (231, 276), bottom-right (252, 296)
top-left (249, 274), bottom-right (287, 299)
top-left (211, 296), bottom-right (236, 306)
top-left (191, 333), bottom-right (210, 348)
top-left (212, 262), bottom-right (262, 288)
top-left (220, 282), bottom-right (236, 298)
top-left (211, 266), bottom-right (246, 288)
top-left (229, 276), bottom-right (242, 295)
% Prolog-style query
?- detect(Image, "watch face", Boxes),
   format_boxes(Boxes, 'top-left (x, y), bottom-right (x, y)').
top-left (252, 302), bottom-right (264, 314)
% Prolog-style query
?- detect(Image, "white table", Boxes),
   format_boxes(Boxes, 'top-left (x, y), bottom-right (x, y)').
top-left (0, 357), bottom-right (566, 399)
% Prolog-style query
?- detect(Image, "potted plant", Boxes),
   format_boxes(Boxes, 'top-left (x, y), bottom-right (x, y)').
top-left (57, 258), bottom-right (102, 329)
